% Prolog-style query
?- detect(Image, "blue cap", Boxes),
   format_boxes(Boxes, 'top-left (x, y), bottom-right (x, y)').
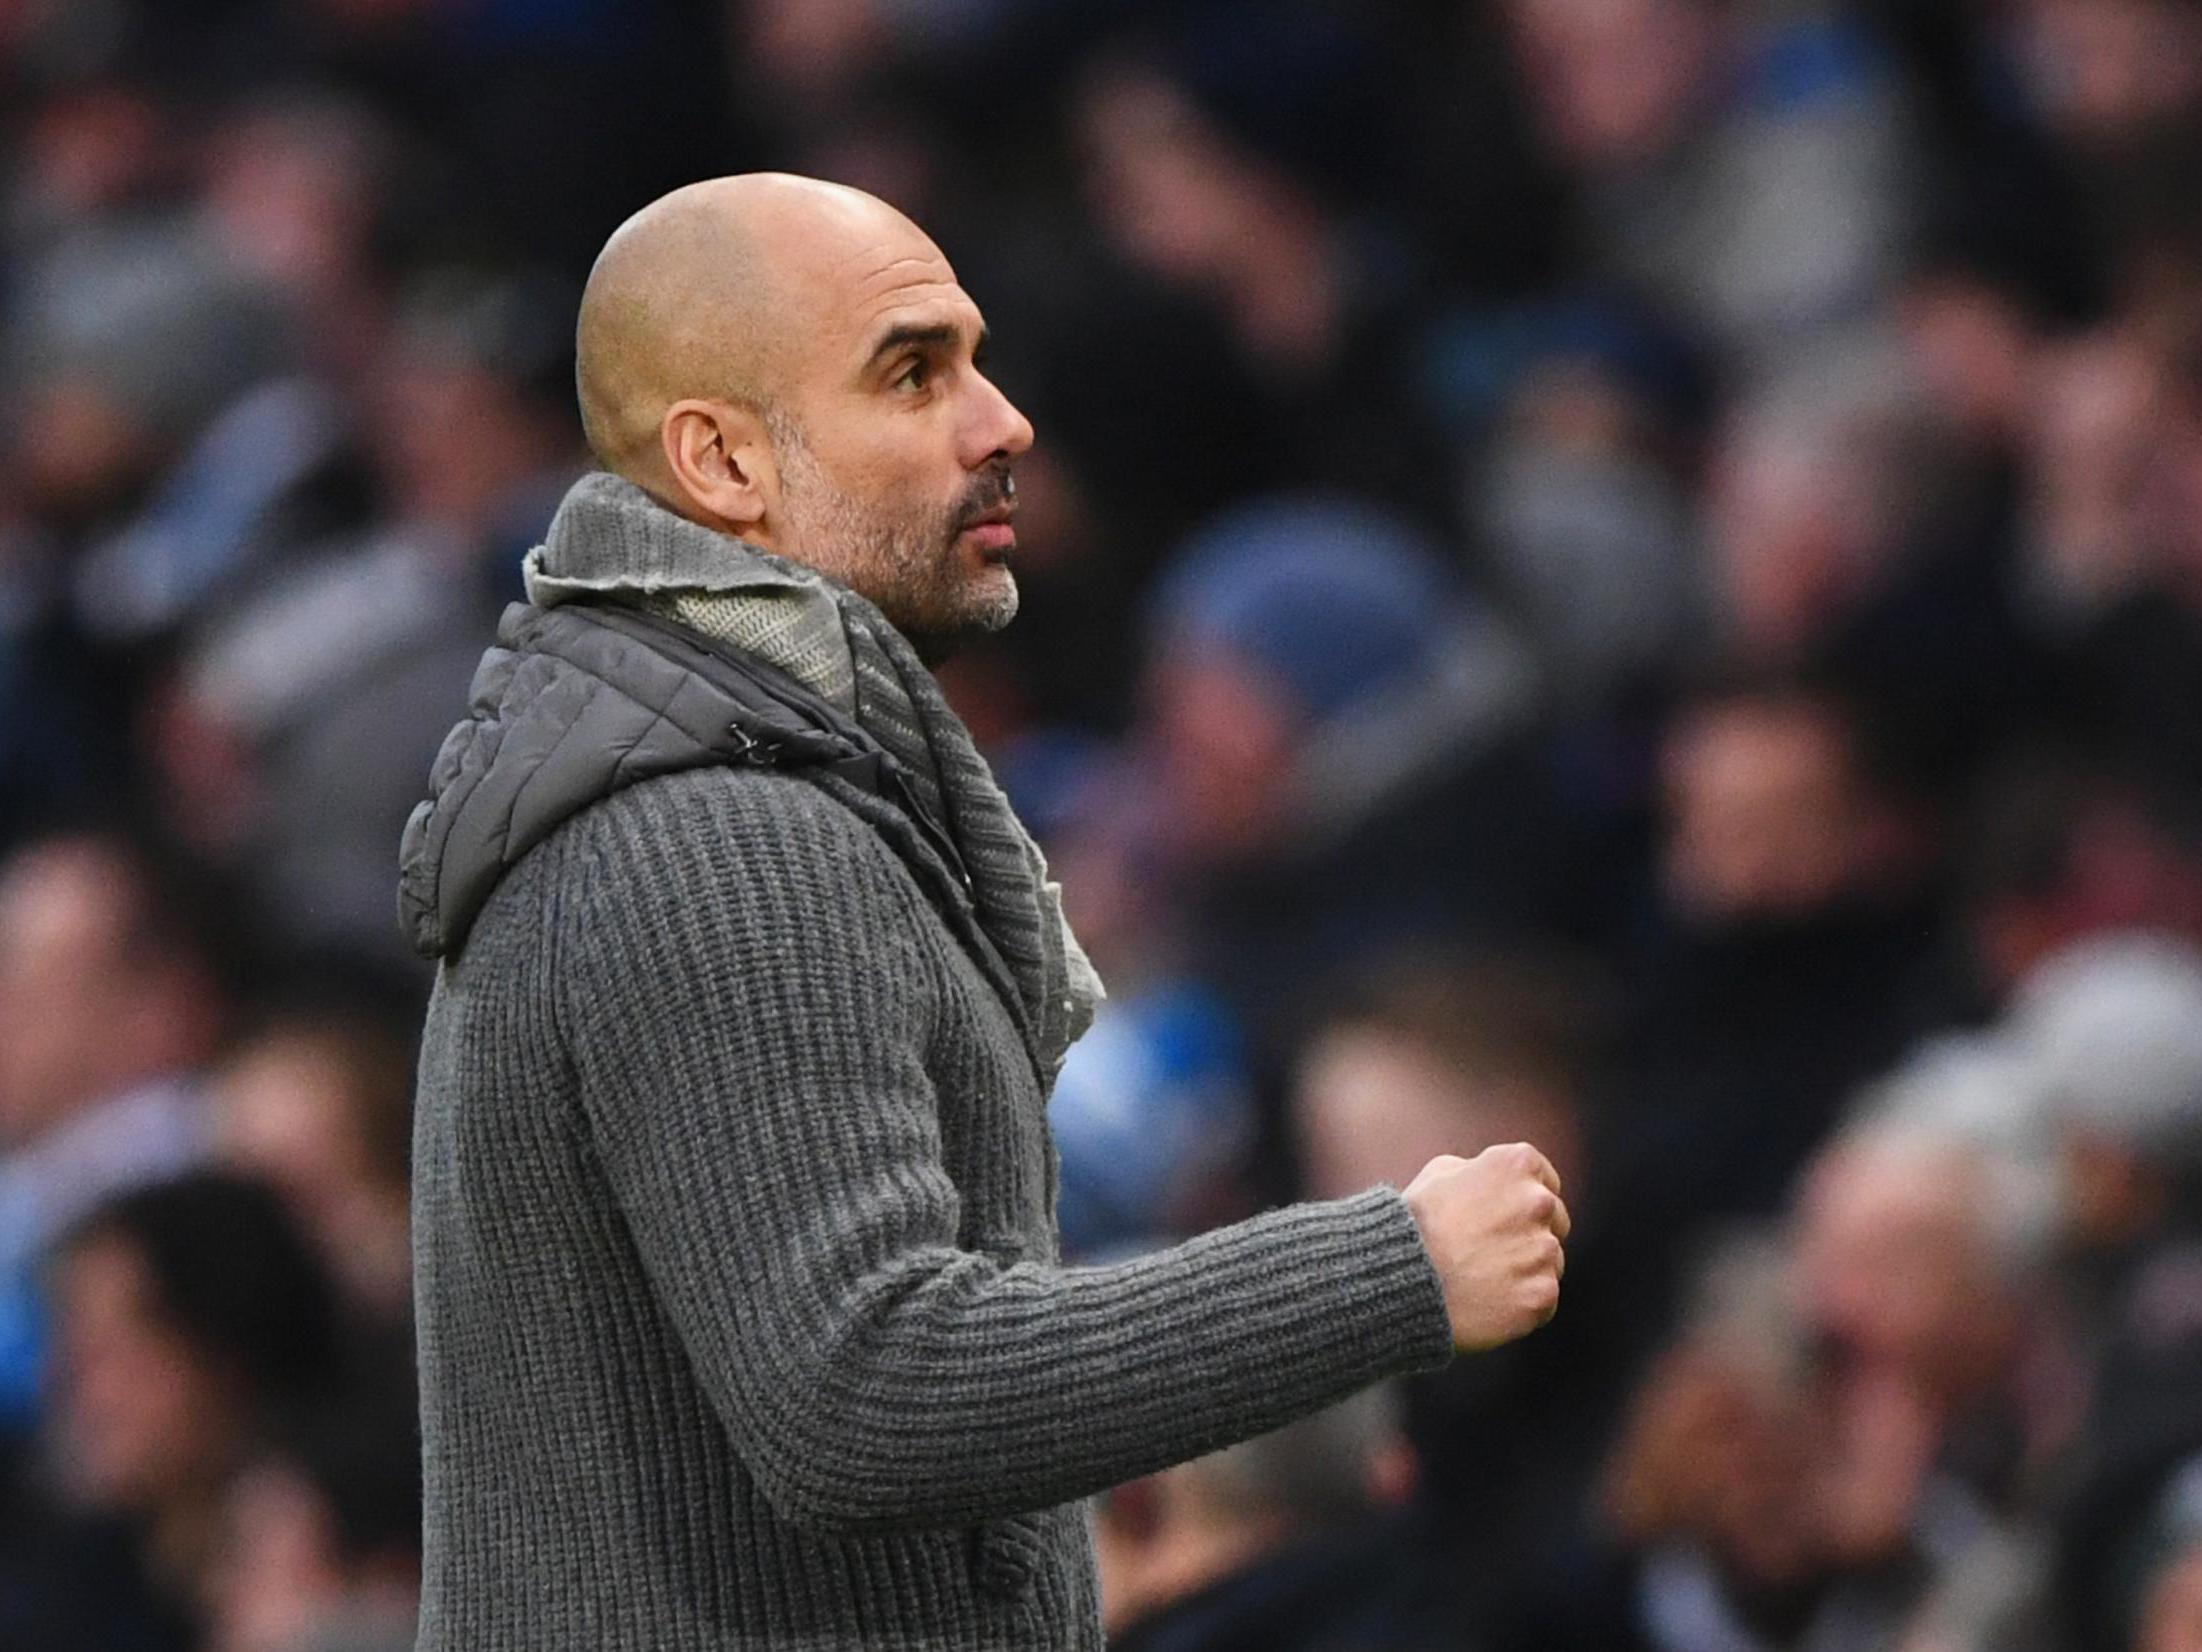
top-left (1151, 494), bottom-right (1463, 725)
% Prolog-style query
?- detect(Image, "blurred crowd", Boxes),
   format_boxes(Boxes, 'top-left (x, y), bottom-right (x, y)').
top-left (5, 0), bottom-right (2202, 1648)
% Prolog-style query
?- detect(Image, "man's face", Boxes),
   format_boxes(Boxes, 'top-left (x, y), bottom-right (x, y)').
top-left (1293, 1024), bottom-right (1583, 1202)
top-left (1507, 0), bottom-right (1717, 169)
top-left (768, 228), bottom-right (1034, 657)
top-left (0, 846), bottom-right (136, 1142)
top-left (1661, 699), bottom-right (1875, 922)
top-left (2141, 1542), bottom-right (2202, 1652)
top-left (53, 1234), bottom-right (238, 1511)
top-left (1793, 1146), bottom-right (2016, 1395)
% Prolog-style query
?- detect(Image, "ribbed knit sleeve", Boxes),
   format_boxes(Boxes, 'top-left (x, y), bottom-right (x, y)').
top-left (551, 769), bottom-right (1455, 1536)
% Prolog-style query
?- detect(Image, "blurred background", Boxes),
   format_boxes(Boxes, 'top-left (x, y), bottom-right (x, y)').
top-left (4, 0), bottom-right (2202, 1648)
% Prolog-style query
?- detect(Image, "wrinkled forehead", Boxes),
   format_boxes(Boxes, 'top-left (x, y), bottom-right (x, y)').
top-left (780, 206), bottom-right (981, 374)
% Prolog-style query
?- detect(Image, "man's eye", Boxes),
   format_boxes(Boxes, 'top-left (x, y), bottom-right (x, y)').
top-left (896, 358), bottom-right (930, 391)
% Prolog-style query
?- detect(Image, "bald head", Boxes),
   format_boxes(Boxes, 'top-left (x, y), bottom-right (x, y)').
top-left (569, 171), bottom-right (1035, 652)
top-left (574, 173), bottom-right (929, 486)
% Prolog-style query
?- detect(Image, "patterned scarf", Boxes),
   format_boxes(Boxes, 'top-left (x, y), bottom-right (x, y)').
top-left (523, 471), bottom-right (1103, 1083)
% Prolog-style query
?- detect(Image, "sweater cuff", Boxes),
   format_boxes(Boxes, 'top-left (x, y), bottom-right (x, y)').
top-left (1317, 1185), bottom-right (1458, 1378)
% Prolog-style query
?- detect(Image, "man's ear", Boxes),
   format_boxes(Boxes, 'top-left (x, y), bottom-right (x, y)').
top-left (660, 399), bottom-right (775, 538)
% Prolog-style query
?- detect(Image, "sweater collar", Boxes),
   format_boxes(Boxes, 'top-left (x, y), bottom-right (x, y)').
top-left (523, 470), bottom-right (842, 615)
top-left (523, 469), bottom-right (861, 711)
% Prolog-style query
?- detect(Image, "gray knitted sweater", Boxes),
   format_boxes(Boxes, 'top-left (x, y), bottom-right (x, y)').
top-left (399, 480), bottom-right (1457, 1650)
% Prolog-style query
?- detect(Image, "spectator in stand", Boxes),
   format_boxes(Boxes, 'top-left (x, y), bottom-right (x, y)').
top-left (25, 1171), bottom-right (343, 1652)
top-left (204, 1378), bottom-right (420, 1652)
top-left (1701, 350), bottom-right (1948, 666)
top-left (1791, 1118), bottom-right (2073, 1624)
top-left (1959, 760), bottom-right (2202, 1007)
top-left (1501, 0), bottom-right (1917, 380)
top-left (2004, 0), bottom-right (2202, 331)
top-left (1465, 345), bottom-right (1701, 710)
top-left (197, 89), bottom-right (404, 391)
top-left (164, 268), bottom-right (578, 962)
top-left (9, 223), bottom-right (352, 650)
top-left (1096, 1387), bottom-right (1419, 1652)
top-left (0, 836), bottom-right (222, 1430)
top-left (1598, 674), bottom-right (1944, 1285)
top-left (2002, 935), bottom-right (2202, 1652)
top-left (2011, 933), bottom-right (2202, 1322)
top-left (1072, 12), bottom-right (1449, 514)
top-left (2129, 1456), bottom-right (2202, 1652)
top-left (1588, 1233), bottom-right (1940, 1652)
top-left (207, 1004), bottom-right (416, 1329)
top-left (1125, 494), bottom-right (1579, 1051)
top-left (2017, 331), bottom-right (2202, 801)
top-left (1045, 979), bottom-right (1256, 1262)
top-left (1289, 951), bottom-right (1635, 1649)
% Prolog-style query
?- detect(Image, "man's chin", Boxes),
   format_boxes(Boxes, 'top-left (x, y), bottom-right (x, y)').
top-left (906, 570), bottom-right (1019, 666)
top-left (975, 560), bottom-right (1019, 619)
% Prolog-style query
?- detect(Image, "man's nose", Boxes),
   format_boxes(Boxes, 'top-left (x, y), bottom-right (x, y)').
top-left (966, 372), bottom-right (1035, 465)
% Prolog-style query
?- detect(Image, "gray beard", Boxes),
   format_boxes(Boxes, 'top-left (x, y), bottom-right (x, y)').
top-left (770, 412), bottom-right (1019, 659)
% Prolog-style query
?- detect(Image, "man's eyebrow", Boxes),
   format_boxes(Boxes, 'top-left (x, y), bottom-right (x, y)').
top-left (865, 320), bottom-right (987, 368)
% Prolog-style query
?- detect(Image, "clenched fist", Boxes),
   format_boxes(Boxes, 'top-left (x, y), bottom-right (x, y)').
top-left (1402, 1143), bottom-right (1570, 1352)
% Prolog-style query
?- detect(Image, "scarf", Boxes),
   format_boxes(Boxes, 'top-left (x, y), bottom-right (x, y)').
top-left (522, 471), bottom-right (1103, 1082)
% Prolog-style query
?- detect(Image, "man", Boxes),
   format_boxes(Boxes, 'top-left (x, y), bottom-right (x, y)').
top-left (0, 835), bottom-right (220, 1429)
top-left (1095, 1388), bottom-right (1415, 1651)
top-left (399, 173), bottom-right (1569, 1650)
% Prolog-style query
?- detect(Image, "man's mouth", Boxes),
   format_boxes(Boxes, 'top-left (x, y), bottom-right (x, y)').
top-left (958, 505), bottom-right (1016, 558)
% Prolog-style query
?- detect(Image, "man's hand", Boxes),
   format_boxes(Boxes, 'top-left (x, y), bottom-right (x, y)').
top-left (1402, 1143), bottom-right (1570, 1352)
